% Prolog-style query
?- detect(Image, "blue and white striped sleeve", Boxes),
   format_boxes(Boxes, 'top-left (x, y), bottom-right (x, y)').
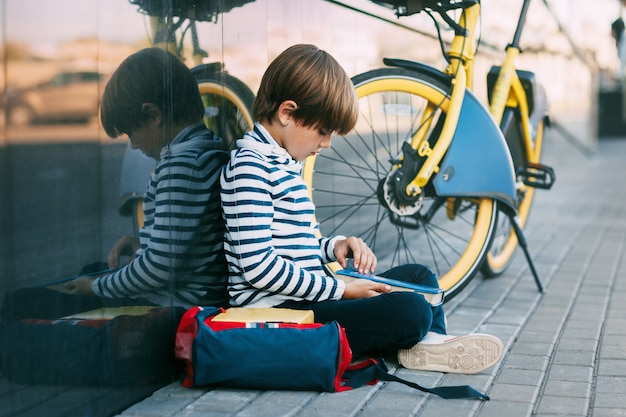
top-left (92, 151), bottom-right (225, 304)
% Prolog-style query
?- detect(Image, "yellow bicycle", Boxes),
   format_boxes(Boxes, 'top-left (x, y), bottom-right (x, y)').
top-left (303, 0), bottom-right (555, 300)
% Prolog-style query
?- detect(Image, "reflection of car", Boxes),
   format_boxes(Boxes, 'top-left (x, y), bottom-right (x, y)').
top-left (5, 71), bottom-right (106, 126)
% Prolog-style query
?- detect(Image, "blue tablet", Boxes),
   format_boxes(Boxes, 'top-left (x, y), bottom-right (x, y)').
top-left (336, 268), bottom-right (445, 305)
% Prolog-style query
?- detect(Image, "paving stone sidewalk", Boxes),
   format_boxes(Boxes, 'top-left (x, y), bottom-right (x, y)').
top-left (118, 128), bottom-right (626, 417)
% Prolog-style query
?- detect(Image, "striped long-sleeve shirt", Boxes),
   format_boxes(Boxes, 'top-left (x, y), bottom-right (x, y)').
top-left (92, 123), bottom-right (229, 308)
top-left (220, 123), bottom-right (345, 308)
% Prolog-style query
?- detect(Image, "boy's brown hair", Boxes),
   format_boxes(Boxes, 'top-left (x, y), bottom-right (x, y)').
top-left (100, 47), bottom-right (204, 138)
top-left (253, 44), bottom-right (358, 135)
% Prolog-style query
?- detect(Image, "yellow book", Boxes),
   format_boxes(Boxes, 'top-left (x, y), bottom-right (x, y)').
top-left (212, 307), bottom-right (314, 324)
top-left (61, 306), bottom-right (157, 320)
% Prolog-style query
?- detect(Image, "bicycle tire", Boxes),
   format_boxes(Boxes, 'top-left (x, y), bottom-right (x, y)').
top-left (480, 107), bottom-right (546, 276)
top-left (302, 67), bottom-right (498, 300)
top-left (191, 64), bottom-right (255, 150)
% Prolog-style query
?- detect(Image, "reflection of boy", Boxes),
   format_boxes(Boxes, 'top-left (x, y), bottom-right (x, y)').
top-left (2, 48), bottom-right (229, 318)
top-left (613, 17), bottom-right (625, 78)
top-left (64, 47), bottom-right (229, 308)
top-left (221, 44), bottom-right (503, 374)
top-left (614, 2), bottom-right (626, 78)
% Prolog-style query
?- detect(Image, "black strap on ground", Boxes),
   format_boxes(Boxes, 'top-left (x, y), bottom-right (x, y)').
top-left (343, 359), bottom-right (490, 400)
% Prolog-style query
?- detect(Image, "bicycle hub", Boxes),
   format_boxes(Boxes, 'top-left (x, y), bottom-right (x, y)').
top-left (378, 169), bottom-right (424, 216)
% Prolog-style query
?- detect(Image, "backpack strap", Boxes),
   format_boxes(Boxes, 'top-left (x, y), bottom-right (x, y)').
top-left (342, 358), bottom-right (489, 400)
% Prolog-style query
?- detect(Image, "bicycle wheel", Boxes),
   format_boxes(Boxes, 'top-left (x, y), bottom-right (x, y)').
top-left (302, 67), bottom-right (498, 300)
top-left (480, 108), bottom-right (546, 276)
top-left (192, 64), bottom-right (255, 150)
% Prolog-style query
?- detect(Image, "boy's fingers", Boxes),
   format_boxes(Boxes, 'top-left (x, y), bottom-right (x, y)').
top-left (63, 281), bottom-right (77, 294)
top-left (353, 248), bottom-right (376, 274)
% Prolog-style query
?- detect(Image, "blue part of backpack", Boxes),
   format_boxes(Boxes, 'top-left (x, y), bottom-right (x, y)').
top-left (191, 309), bottom-right (342, 391)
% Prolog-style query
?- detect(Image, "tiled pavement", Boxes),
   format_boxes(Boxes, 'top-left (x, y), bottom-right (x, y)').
top-left (118, 127), bottom-right (626, 417)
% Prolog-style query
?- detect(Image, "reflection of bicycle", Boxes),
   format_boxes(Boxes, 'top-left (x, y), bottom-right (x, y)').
top-left (130, 0), bottom-right (255, 150)
top-left (120, 0), bottom-right (256, 231)
top-left (303, 0), bottom-right (555, 300)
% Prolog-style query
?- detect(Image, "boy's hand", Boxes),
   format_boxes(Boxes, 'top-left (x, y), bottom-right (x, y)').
top-left (108, 235), bottom-right (140, 268)
top-left (334, 236), bottom-right (377, 274)
top-left (62, 276), bottom-right (97, 296)
top-left (342, 278), bottom-right (391, 300)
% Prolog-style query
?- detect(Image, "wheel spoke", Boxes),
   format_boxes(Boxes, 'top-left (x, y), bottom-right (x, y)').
top-left (303, 68), bottom-right (496, 300)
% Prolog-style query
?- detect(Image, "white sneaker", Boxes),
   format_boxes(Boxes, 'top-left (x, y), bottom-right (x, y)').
top-left (398, 332), bottom-right (504, 374)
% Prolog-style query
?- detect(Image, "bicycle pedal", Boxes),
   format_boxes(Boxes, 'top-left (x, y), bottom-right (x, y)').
top-left (517, 162), bottom-right (555, 190)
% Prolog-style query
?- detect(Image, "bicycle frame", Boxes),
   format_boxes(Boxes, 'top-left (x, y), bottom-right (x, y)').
top-left (149, 16), bottom-right (207, 66)
top-left (403, 3), bottom-right (478, 196)
top-left (398, 0), bottom-right (542, 214)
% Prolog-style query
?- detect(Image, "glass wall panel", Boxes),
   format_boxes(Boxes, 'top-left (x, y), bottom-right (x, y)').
top-left (0, 0), bottom-right (616, 415)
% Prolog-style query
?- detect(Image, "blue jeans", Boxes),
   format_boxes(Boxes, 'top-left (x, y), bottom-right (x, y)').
top-left (279, 264), bottom-right (446, 356)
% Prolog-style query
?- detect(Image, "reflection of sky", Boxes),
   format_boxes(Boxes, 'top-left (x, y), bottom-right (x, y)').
top-left (3, 1), bottom-right (623, 98)
top-left (6, 0), bottom-right (147, 54)
top-left (5, 0), bottom-right (622, 64)
top-left (4, 0), bottom-right (622, 70)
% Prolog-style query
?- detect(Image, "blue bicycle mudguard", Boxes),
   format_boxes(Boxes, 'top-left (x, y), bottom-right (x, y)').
top-left (432, 90), bottom-right (517, 211)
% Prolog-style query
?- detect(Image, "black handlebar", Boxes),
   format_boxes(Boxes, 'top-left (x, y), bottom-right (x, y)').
top-left (372, 0), bottom-right (479, 36)
top-left (372, 1), bottom-right (476, 16)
